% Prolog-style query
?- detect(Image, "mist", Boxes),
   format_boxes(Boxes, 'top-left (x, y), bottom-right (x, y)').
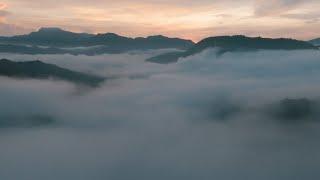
top-left (1, 49), bottom-right (320, 180)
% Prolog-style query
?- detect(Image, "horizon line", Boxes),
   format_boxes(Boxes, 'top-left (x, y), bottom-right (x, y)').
top-left (0, 27), bottom-right (318, 43)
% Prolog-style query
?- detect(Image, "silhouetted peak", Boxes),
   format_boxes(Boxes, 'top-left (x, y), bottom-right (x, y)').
top-left (145, 35), bottom-right (194, 44)
top-left (0, 59), bottom-right (105, 86)
top-left (147, 35), bottom-right (167, 39)
top-left (28, 27), bottom-right (76, 37)
top-left (24, 60), bottom-right (45, 64)
top-left (0, 59), bottom-right (46, 65)
top-left (0, 59), bottom-right (12, 63)
top-left (98, 32), bottom-right (118, 36)
top-left (31, 27), bottom-right (88, 37)
top-left (194, 35), bottom-right (316, 50)
top-left (38, 27), bottom-right (65, 33)
top-left (96, 33), bottom-right (124, 38)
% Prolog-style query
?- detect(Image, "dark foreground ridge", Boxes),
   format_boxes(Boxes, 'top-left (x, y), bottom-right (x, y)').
top-left (147, 35), bottom-right (317, 64)
top-left (0, 27), bottom-right (194, 55)
top-left (0, 59), bottom-right (105, 86)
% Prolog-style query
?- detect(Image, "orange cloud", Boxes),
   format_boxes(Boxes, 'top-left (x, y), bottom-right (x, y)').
top-left (0, 3), bottom-right (7, 10)
top-left (0, 3), bottom-right (8, 23)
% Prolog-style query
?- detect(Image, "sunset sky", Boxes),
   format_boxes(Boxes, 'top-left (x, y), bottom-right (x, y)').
top-left (0, 0), bottom-right (319, 41)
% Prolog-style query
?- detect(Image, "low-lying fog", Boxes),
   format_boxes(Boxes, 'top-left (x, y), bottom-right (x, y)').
top-left (1, 49), bottom-right (320, 180)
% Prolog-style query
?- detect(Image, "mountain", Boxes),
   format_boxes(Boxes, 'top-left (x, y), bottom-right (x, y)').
top-left (267, 98), bottom-right (319, 121)
top-left (147, 35), bottom-right (317, 64)
top-left (0, 27), bottom-right (194, 54)
top-left (0, 59), bottom-right (105, 86)
top-left (309, 38), bottom-right (320, 46)
top-left (0, 27), bottom-right (94, 47)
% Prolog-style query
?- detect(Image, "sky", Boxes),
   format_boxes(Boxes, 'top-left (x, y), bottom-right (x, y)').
top-left (0, 0), bottom-right (319, 41)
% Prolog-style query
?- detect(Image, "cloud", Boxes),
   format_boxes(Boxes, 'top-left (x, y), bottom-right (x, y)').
top-left (0, 2), bottom-right (33, 36)
top-left (0, 3), bottom-right (6, 9)
top-left (254, 0), bottom-right (303, 16)
top-left (0, 3), bottom-right (9, 23)
top-left (281, 11), bottom-right (320, 23)
top-left (1, 49), bottom-right (320, 179)
top-left (0, 10), bottom-right (9, 17)
top-left (0, 23), bottom-right (33, 36)
top-left (254, 0), bottom-right (319, 16)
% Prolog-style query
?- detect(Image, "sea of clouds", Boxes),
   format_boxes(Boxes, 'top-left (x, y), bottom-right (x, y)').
top-left (0, 49), bottom-right (320, 180)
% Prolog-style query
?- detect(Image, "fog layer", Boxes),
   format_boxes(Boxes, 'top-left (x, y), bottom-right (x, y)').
top-left (0, 49), bottom-right (320, 180)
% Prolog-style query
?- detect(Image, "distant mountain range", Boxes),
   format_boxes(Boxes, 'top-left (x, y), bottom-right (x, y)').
top-left (0, 27), bottom-right (194, 55)
top-left (147, 35), bottom-right (318, 64)
top-left (309, 38), bottom-right (320, 46)
top-left (0, 28), bottom-right (318, 58)
top-left (0, 59), bottom-right (105, 86)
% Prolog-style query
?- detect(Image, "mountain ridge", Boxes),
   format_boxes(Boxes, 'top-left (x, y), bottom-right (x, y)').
top-left (0, 27), bottom-right (194, 50)
top-left (0, 59), bottom-right (105, 86)
top-left (147, 35), bottom-right (317, 64)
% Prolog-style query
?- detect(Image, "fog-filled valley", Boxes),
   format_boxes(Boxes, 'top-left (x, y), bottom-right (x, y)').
top-left (0, 48), bottom-right (320, 179)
